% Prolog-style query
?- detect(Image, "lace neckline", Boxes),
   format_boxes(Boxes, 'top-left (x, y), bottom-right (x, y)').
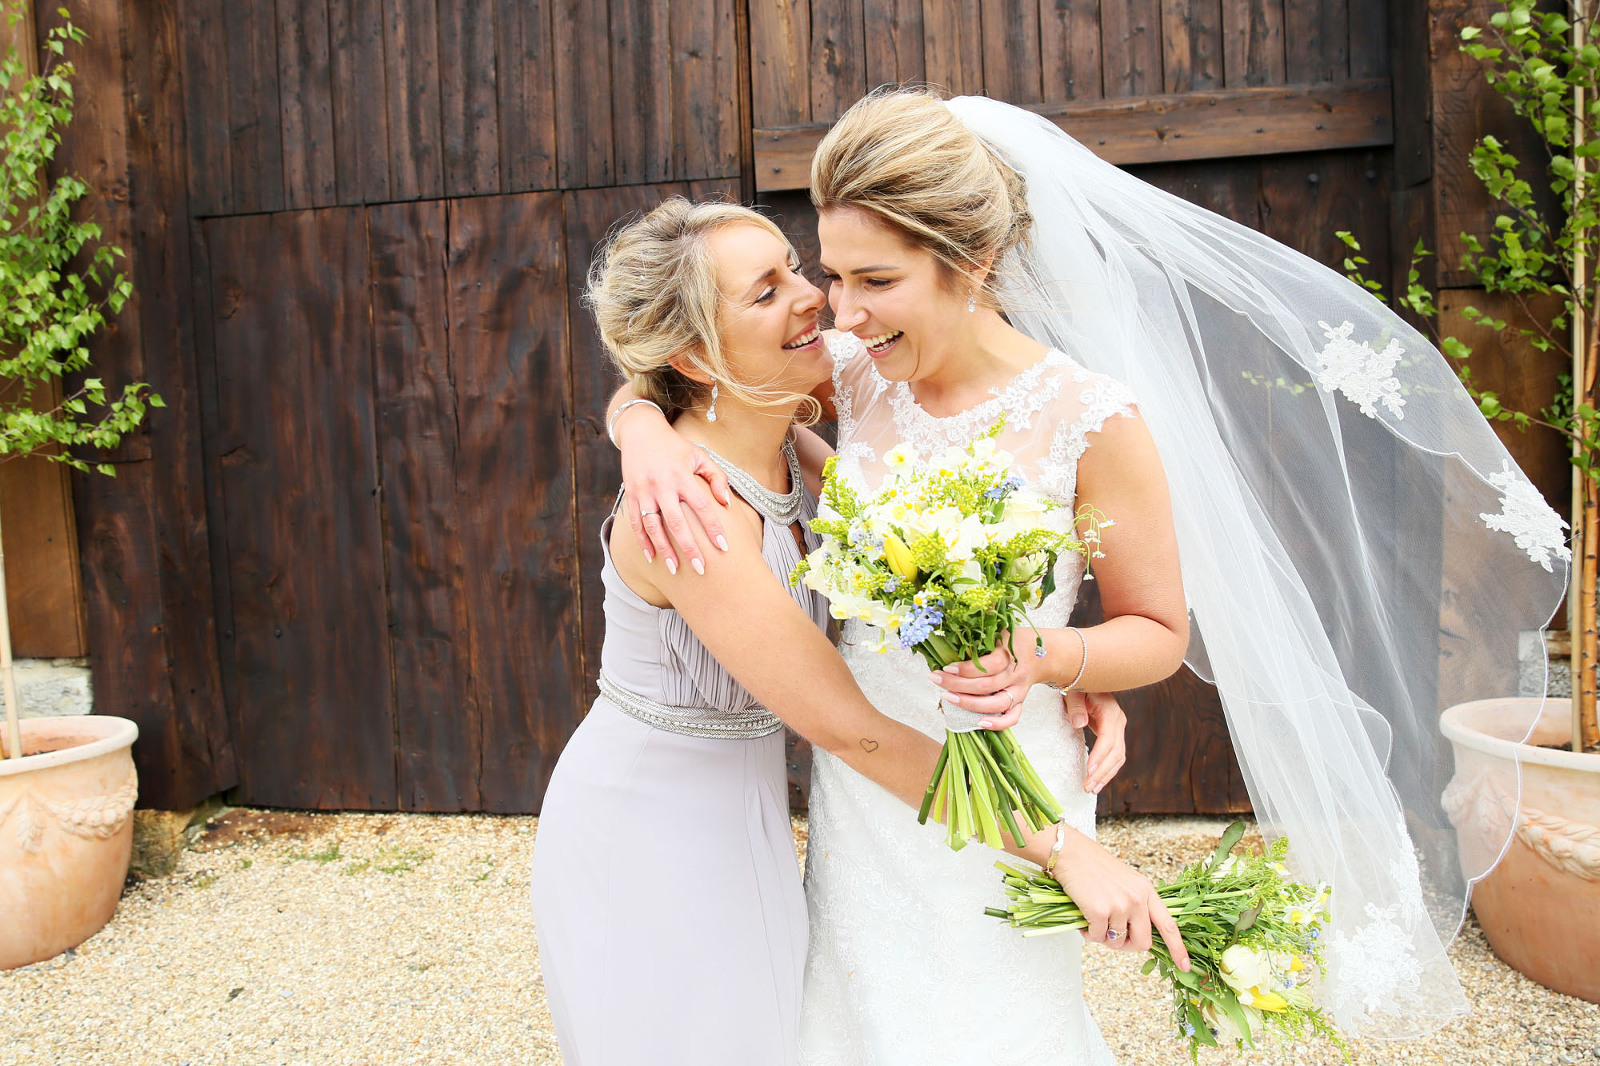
top-left (890, 348), bottom-right (1072, 442)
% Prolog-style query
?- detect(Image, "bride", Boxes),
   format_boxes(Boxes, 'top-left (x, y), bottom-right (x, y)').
top-left (612, 88), bottom-right (1571, 1059)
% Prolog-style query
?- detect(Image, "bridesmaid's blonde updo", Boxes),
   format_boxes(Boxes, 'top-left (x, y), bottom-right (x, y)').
top-left (810, 87), bottom-right (1032, 304)
top-left (587, 197), bottom-right (813, 422)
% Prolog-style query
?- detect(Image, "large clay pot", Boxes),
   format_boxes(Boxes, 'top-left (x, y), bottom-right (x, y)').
top-left (0, 715), bottom-right (138, 970)
top-left (1442, 698), bottom-right (1600, 1003)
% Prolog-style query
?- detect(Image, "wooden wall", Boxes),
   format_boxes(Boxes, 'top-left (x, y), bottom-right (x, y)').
top-left (36, 0), bottom-right (1481, 815)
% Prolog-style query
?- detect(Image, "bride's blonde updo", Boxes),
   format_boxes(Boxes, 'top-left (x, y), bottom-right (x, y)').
top-left (586, 197), bottom-right (817, 422)
top-left (810, 87), bottom-right (1032, 304)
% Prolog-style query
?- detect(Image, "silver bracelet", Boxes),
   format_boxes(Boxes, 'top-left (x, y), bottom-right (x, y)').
top-left (1060, 626), bottom-right (1089, 692)
top-left (607, 398), bottom-right (664, 447)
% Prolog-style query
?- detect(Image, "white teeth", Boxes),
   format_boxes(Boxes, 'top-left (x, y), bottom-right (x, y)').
top-left (783, 327), bottom-right (820, 349)
top-left (863, 330), bottom-right (902, 350)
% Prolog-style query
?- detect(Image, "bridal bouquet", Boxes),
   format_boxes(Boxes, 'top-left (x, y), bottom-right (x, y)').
top-left (985, 823), bottom-right (1347, 1060)
top-left (790, 422), bottom-right (1105, 852)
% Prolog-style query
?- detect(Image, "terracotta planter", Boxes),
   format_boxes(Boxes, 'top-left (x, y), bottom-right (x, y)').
top-left (1442, 698), bottom-right (1600, 1003)
top-left (0, 715), bottom-right (138, 970)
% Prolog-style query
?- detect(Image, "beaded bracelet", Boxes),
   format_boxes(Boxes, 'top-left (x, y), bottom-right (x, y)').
top-left (1045, 819), bottom-right (1068, 877)
top-left (1047, 626), bottom-right (1090, 693)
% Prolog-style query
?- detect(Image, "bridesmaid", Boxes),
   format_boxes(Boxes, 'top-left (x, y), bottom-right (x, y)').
top-left (527, 198), bottom-right (1186, 1066)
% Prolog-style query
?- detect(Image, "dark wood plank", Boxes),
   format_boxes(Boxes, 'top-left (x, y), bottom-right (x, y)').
top-left (1349, 0), bottom-right (1389, 79)
top-left (1221, 0), bottom-right (1286, 88)
top-left (552, 0), bottom-right (614, 187)
top-left (438, 0), bottom-right (501, 196)
top-left (328, 0), bottom-right (393, 204)
top-left (981, 0), bottom-right (1043, 104)
top-left (1071, 579), bottom-right (1247, 814)
top-left (205, 209), bottom-right (396, 809)
top-left (1101, 0), bottom-right (1162, 98)
top-left (921, 0), bottom-right (984, 96)
top-left (1388, 0), bottom-right (1429, 189)
top-left (222, 1), bottom-right (285, 213)
top-left (178, 0), bottom-right (232, 216)
top-left (863, 0), bottom-right (924, 88)
top-left (1162, 0), bottom-right (1224, 92)
top-left (382, 0), bottom-right (445, 200)
top-left (277, 0), bottom-right (339, 209)
top-left (671, 0), bottom-right (741, 180)
top-left (368, 200), bottom-right (481, 811)
top-left (1284, 0), bottom-right (1349, 84)
top-left (750, 0), bottom-right (811, 126)
top-left (124, 0), bottom-right (237, 805)
top-left (0, 441), bottom-right (86, 655)
top-left (1260, 150), bottom-right (1390, 276)
top-left (494, 0), bottom-right (557, 191)
top-left (1040, 0), bottom-right (1103, 102)
top-left (611, 0), bottom-right (673, 184)
top-left (447, 193), bottom-right (581, 812)
top-left (1129, 156), bottom-right (1263, 230)
top-left (810, 0), bottom-right (867, 122)
top-left (755, 80), bottom-right (1396, 190)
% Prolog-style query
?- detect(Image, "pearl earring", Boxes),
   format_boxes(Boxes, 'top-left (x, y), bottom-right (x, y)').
top-left (967, 291), bottom-right (977, 313)
top-left (707, 381), bottom-right (719, 422)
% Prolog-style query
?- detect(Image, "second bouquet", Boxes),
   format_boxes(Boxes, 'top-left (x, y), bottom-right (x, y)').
top-left (791, 423), bottom-right (1105, 852)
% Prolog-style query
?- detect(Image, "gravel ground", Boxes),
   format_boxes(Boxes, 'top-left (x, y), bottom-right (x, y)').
top-left (3, 810), bottom-right (1595, 1065)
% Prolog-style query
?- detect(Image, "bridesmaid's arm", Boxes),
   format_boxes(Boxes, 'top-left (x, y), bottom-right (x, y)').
top-left (613, 506), bottom-right (1189, 969)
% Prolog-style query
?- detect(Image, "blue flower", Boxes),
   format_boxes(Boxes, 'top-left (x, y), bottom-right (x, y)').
top-left (883, 576), bottom-right (900, 593)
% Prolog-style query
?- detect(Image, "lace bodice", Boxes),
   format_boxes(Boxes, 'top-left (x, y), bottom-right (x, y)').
top-left (826, 330), bottom-right (1138, 633)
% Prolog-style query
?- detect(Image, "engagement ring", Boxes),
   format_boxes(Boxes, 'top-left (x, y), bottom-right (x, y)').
top-left (1104, 929), bottom-right (1121, 942)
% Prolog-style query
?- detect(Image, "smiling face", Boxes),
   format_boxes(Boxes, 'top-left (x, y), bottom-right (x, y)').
top-left (817, 206), bottom-right (973, 383)
top-left (705, 222), bottom-right (831, 402)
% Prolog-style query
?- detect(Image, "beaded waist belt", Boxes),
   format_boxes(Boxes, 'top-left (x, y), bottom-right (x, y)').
top-left (596, 671), bottom-right (783, 740)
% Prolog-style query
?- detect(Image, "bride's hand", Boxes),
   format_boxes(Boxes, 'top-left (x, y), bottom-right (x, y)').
top-left (1052, 828), bottom-right (1189, 968)
top-left (617, 410), bottom-right (730, 575)
top-left (926, 631), bottom-right (1042, 728)
top-left (1066, 690), bottom-right (1126, 794)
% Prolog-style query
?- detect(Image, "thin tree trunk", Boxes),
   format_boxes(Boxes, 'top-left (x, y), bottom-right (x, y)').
top-left (1, 496), bottom-right (19, 759)
top-left (1581, 471), bottom-right (1598, 750)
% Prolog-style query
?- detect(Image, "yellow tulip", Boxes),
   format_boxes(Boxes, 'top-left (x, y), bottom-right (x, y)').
top-left (884, 533), bottom-right (919, 580)
top-left (1247, 988), bottom-right (1289, 1013)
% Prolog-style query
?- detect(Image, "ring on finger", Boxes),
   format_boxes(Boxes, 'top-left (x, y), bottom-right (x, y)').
top-left (639, 509), bottom-right (661, 519)
top-left (1104, 928), bottom-right (1122, 942)
top-left (1004, 689), bottom-right (1017, 711)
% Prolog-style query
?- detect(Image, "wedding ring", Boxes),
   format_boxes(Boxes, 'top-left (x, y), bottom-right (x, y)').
top-left (640, 509), bottom-right (661, 518)
top-left (1004, 690), bottom-right (1017, 711)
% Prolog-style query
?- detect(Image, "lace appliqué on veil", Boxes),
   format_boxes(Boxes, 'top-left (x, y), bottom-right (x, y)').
top-left (1325, 818), bottom-right (1428, 1027)
top-left (1314, 321), bottom-right (1406, 420)
top-left (1480, 462), bottom-right (1572, 572)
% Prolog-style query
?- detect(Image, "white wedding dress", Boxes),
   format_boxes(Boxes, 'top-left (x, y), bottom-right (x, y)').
top-left (799, 332), bottom-right (1136, 1064)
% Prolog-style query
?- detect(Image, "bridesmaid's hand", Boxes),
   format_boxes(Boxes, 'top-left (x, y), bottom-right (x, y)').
top-left (617, 411), bottom-right (730, 575)
top-left (1068, 691), bottom-right (1127, 794)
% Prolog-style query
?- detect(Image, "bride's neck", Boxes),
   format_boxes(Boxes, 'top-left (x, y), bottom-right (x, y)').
top-left (913, 315), bottom-right (1047, 411)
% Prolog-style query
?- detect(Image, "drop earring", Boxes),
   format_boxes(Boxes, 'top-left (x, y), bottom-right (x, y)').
top-left (967, 291), bottom-right (977, 313)
top-left (706, 381), bottom-right (719, 422)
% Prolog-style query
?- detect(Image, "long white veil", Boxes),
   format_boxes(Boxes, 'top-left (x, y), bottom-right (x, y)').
top-left (945, 95), bottom-right (1569, 1037)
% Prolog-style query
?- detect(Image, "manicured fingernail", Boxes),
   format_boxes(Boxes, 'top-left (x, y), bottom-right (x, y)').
top-left (927, 673), bottom-right (944, 685)
top-left (943, 664), bottom-right (960, 674)
top-left (715, 535), bottom-right (729, 552)
top-left (666, 558), bottom-right (678, 575)
top-left (945, 693), bottom-right (963, 706)
top-left (691, 558), bottom-right (704, 575)
top-left (644, 547), bottom-right (654, 562)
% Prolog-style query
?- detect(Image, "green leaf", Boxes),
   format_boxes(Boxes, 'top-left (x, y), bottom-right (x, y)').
top-left (1209, 821), bottom-right (1247, 872)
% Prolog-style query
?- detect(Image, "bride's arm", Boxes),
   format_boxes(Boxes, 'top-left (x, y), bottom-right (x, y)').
top-left (930, 409), bottom-right (1188, 709)
top-left (615, 509), bottom-right (1189, 966)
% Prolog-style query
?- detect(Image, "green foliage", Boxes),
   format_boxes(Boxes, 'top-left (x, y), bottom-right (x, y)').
top-left (1340, 0), bottom-right (1600, 485)
top-left (0, 3), bottom-right (157, 475)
